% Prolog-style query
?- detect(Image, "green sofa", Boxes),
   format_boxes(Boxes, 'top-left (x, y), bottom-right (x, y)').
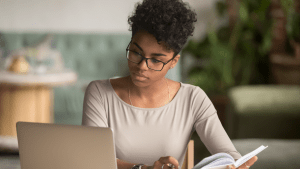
top-left (226, 85), bottom-right (300, 139)
top-left (190, 85), bottom-right (300, 169)
top-left (225, 85), bottom-right (300, 168)
top-left (0, 32), bottom-right (181, 126)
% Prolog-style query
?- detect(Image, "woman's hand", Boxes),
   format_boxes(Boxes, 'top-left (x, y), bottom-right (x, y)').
top-left (146, 156), bottom-right (180, 169)
top-left (227, 156), bottom-right (258, 169)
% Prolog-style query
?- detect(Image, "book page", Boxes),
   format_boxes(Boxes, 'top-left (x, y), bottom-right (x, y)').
top-left (193, 145), bottom-right (268, 169)
top-left (201, 158), bottom-right (234, 169)
top-left (192, 153), bottom-right (234, 169)
top-left (234, 145), bottom-right (268, 168)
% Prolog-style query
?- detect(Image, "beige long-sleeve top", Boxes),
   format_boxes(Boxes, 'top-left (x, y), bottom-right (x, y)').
top-left (82, 79), bottom-right (242, 167)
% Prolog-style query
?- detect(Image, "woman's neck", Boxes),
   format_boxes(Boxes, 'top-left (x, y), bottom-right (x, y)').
top-left (127, 76), bottom-right (169, 102)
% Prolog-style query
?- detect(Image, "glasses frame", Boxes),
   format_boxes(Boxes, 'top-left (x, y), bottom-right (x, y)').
top-left (126, 41), bottom-right (174, 71)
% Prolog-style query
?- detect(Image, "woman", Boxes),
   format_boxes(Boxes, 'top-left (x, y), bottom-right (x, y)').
top-left (82, 0), bottom-right (258, 169)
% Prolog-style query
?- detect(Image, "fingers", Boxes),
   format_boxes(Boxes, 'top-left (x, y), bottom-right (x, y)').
top-left (153, 162), bottom-right (179, 169)
top-left (154, 156), bottom-right (180, 169)
top-left (226, 165), bottom-right (236, 169)
top-left (248, 156), bottom-right (258, 166)
top-left (243, 156), bottom-right (258, 168)
top-left (232, 156), bottom-right (258, 169)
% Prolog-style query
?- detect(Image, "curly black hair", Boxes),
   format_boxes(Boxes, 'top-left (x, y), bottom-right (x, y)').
top-left (128, 0), bottom-right (197, 57)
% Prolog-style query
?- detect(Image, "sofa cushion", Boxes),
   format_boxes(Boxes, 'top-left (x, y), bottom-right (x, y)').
top-left (228, 85), bottom-right (300, 115)
top-left (226, 85), bottom-right (300, 139)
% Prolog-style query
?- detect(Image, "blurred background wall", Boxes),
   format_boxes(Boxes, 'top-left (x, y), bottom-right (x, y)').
top-left (0, 1), bottom-right (300, 169)
top-left (0, 0), bottom-right (219, 125)
top-left (0, 0), bottom-right (217, 38)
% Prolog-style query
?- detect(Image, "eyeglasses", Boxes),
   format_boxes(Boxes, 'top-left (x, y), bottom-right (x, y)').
top-left (126, 41), bottom-right (174, 71)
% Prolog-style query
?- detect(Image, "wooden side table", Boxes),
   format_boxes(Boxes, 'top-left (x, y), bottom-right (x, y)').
top-left (0, 69), bottom-right (77, 137)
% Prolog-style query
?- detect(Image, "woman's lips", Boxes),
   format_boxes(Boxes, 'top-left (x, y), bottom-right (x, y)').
top-left (135, 73), bottom-right (148, 78)
top-left (132, 73), bottom-right (148, 81)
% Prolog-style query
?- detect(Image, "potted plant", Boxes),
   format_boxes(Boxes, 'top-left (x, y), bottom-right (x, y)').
top-left (269, 0), bottom-right (300, 84)
top-left (287, 1), bottom-right (300, 59)
top-left (182, 0), bottom-right (273, 125)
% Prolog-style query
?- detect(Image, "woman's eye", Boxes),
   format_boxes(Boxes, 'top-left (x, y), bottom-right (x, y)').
top-left (133, 51), bottom-right (142, 56)
top-left (150, 59), bottom-right (160, 63)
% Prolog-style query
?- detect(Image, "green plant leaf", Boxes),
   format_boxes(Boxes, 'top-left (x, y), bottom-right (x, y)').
top-left (239, 1), bottom-right (249, 23)
top-left (188, 71), bottom-right (217, 94)
top-left (280, 0), bottom-right (294, 17)
top-left (217, 26), bottom-right (231, 42)
top-left (210, 42), bottom-right (235, 88)
top-left (182, 37), bottom-right (211, 59)
top-left (184, 0), bottom-right (273, 95)
top-left (259, 27), bottom-right (272, 56)
top-left (256, 0), bottom-right (271, 15)
top-left (216, 1), bottom-right (227, 17)
top-left (289, 13), bottom-right (300, 42)
top-left (229, 20), bottom-right (243, 50)
top-left (207, 30), bottom-right (218, 45)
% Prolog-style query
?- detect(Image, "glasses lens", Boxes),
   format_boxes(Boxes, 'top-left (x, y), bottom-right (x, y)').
top-left (147, 59), bottom-right (164, 71)
top-left (126, 50), bottom-right (164, 71)
top-left (127, 50), bottom-right (141, 63)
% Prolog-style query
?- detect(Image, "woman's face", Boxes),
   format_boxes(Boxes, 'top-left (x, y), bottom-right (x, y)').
top-left (128, 30), bottom-right (180, 87)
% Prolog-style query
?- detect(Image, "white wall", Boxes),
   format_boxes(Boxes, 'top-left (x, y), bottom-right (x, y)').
top-left (0, 0), bottom-right (218, 40)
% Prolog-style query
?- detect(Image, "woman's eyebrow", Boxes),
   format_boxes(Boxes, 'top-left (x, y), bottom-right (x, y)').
top-left (133, 42), bottom-right (167, 57)
top-left (133, 42), bottom-right (143, 52)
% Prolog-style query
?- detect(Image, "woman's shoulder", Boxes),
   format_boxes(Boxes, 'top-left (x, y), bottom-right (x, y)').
top-left (177, 82), bottom-right (210, 102)
top-left (179, 81), bottom-right (205, 93)
top-left (87, 79), bottom-right (110, 88)
top-left (109, 76), bottom-right (130, 99)
top-left (165, 80), bottom-right (207, 102)
top-left (85, 78), bottom-right (115, 95)
top-left (110, 76), bottom-right (129, 88)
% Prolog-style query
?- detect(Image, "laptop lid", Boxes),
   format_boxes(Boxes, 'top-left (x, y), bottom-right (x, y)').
top-left (16, 122), bottom-right (117, 169)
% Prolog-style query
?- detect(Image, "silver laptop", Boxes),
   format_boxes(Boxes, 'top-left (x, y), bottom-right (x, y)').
top-left (16, 121), bottom-right (117, 169)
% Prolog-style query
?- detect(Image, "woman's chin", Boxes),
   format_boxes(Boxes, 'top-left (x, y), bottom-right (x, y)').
top-left (130, 76), bottom-right (149, 88)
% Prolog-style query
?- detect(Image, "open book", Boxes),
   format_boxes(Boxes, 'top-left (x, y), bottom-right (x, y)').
top-left (192, 145), bottom-right (268, 169)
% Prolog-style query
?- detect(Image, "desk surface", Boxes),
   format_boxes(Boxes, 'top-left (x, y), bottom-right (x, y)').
top-left (0, 69), bottom-right (77, 87)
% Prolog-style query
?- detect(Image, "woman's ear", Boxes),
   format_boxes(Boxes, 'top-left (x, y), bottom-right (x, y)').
top-left (170, 54), bottom-right (180, 69)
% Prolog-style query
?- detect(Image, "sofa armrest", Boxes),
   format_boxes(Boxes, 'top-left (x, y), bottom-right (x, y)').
top-left (226, 85), bottom-right (300, 139)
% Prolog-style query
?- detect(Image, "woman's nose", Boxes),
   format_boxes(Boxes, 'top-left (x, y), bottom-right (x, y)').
top-left (137, 58), bottom-right (149, 70)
